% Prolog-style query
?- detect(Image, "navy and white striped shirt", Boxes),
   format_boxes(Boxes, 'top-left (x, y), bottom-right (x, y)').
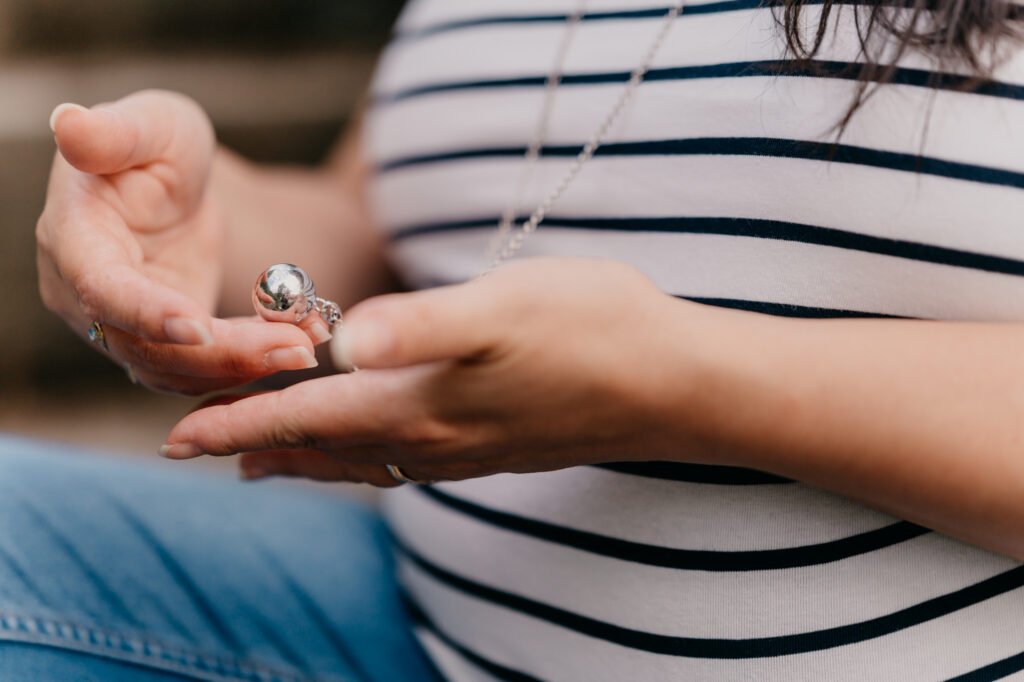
top-left (365, 1), bottom-right (1024, 679)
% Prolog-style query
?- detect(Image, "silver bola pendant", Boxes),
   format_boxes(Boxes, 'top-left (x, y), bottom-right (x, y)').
top-left (252, 263), bottom-right (342, 327)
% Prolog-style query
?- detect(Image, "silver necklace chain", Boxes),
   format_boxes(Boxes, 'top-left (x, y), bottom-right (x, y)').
top-left (482, 0), bottom-right (587, 267)
top-left (480, 0), bottom-right (686, 275)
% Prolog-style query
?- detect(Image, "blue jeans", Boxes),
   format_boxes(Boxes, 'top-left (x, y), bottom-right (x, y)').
top-left (0, 434), bottom-right (441, 681)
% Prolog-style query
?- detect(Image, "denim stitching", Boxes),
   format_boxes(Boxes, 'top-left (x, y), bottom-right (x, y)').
top-left (0, 611), bottom-right (340, 682)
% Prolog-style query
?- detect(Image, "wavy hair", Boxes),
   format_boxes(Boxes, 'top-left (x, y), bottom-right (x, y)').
top-left (776, 1), bottom-right (1022, 130)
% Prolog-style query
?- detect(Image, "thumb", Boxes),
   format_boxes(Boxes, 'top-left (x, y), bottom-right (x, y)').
top-left (330, 283), bottom-right (495, 371)
top-left (50, 90), bottom-right (214, 202)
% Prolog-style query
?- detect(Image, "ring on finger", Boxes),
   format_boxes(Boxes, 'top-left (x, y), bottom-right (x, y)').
top-left (87, 321), bottom-right (109, 352)
top-left (385, 463), bottom-right (433, 485)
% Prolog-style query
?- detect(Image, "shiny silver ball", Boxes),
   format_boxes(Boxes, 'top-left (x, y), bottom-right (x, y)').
top-left (253, 263), bottom-right (317, 324)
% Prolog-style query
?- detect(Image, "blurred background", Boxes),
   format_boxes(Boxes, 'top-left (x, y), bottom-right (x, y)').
top-left (0, 0), bottom-right (403, 474)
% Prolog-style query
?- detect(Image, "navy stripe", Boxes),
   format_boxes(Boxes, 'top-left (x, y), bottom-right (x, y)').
top-left (399, 1), bottom-right (1024, 42)
top-left (379, 137), bottom-right (1024, 191)
top-left (376, 59), bottom-right (1024, 105)
top-left (389, 214), bottom-right (1024, 278)
top-left (684, 297), bottom-right (902, 319)
top-left (947, 651), bottom-right (1024, 682)
top-left (404, 591), bottom-right (542, 682)
top-left (406, 276), bottom-right (902, 320)
top-left (399, 3), bottom-right (681, 40)
top-left (595, 460), bottom-right (793, 483)
top-left (396, 538), bottom-right (1024, 659)
top-left (417, 485), bottom-right (929, 571)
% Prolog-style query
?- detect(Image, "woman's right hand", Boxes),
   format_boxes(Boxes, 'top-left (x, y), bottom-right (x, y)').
top-left (37, 90), bottom-right (326, 395)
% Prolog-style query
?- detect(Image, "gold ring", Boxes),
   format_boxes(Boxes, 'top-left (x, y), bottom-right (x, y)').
top-left (385, 464), bottom-right (420, 485)
top-left (87, 321), bottom-right (109, 351)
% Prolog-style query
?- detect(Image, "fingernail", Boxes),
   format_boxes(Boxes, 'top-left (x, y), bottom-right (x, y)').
top-left (49, 102), bottom-right (88, 133)
top-left (240, 466), bottom-right (269, 481)
top-left (164, 317), bottom-right (214, 345)
top-left (158, 443), bottom-right (203, 460)
top-left (265, 346), bottom-right (318, 371)
top-left (309, 323), bottom-right (332, 345)
top-left (330, 326), bottom-right (357, 371)
top-left (331, 322), bottom-right (389, 371)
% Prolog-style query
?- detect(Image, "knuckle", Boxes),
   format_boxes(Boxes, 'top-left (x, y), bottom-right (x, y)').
top-left (270, 420), bottom-right (312, 450)
top-left (396, 416), bottom-right (459, 452)
top-left (128, 339), bottom-right (167, 368)
top-left (71, 271), bottom-right (102, 319)
top-left (34, 216), bottom-right (53, 252)
top-left (219, 351), bottom-right (254, 378)
top-left (267, 391), bottom-right (317, 449)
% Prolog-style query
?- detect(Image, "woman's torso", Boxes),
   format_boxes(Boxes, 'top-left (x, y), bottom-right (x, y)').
top-left (364, 1), bottom-right (1024, 679)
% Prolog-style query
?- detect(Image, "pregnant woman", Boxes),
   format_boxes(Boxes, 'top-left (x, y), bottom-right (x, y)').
top-left (9, 0), bottom-right (1024, 679)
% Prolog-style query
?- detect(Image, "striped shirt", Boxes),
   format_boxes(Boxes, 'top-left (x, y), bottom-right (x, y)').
top-left (363, 1), bottom-right (1024, 679)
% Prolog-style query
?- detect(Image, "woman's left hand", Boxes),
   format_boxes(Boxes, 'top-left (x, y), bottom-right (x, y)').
top-left (162, 258), bottom-right (705, 485)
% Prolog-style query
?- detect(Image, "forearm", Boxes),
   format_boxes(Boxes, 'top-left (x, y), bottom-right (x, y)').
top-left (211, 137), bottom-right (396, 318)
top-left (667, 302), bottom-right (1024, 559)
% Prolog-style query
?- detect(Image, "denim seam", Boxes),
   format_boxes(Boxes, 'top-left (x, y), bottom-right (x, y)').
top-left (0, 610), bottom-right (323, 682)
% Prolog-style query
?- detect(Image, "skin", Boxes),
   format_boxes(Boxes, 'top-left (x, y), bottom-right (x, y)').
top-left (38, 90), bottom-right (1024, 561)
top-left (38, 91), bottom-right (393, 395)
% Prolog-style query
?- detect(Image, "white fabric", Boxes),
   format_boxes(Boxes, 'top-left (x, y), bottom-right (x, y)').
top-left (364, 1), bottom-right (1024, 679)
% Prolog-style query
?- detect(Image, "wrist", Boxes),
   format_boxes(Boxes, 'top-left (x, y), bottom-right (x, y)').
top-left (642, 296), bottom-right (791, 467)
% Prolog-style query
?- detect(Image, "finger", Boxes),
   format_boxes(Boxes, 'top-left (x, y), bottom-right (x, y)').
top-left (107, 317), bottom-right (317, 378)
top-left (238, 450), bottom-right (400, 487)
top-left (329, 282), bottom-right (496, 371)
top-left (44, 289), bottom-right (236, 396)
top-left (66, 259), bottom-right (215, 345)
top-left (50, 91), bottom-right (213, 202)
top-left (190, 392), bottom-right (261, 412)
top-left (162, 373), bottom-right (399, 458)
top-left (38, 171), bottom-right (216, 345)
top-left (42, 94), bottom-right (217, 345)
top-left (298, 313), bottom-right (333, 346)
top-left (127, 365), bottom-right (249, 397)
top-left (43, 251), bottom-right (222, 369)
